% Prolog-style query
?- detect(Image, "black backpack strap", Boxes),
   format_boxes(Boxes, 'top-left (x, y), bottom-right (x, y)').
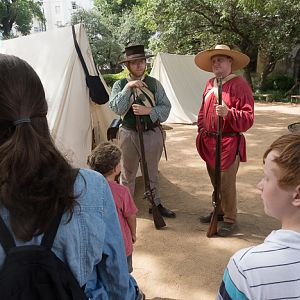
top-left (0, 215), bottom-right (16, 254)
top-left (41, 208), bottom-right (65, 249)
top-left (72, 25), bottom-right (90, 76)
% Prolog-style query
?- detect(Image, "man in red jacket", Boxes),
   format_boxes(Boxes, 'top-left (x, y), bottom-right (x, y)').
top-left (195, 45), bottom-right (254, 237)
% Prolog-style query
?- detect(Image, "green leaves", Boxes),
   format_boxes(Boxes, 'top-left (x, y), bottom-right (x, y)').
top-left (0, 0), bottom-right (44, 38)
top-left (77, 0), bottom-right (153, 71)
top-left (138, 0), bottom-right (300, 87)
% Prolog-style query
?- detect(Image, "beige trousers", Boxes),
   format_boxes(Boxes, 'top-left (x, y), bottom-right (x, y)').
top-left (118, 126), bottom-right (165, 205)
top-left (206, 156), bottom-right (240, 223)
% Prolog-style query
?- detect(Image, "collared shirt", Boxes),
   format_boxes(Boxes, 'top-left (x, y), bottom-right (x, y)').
top-left (217, 229), bottom-right (300, 300)
top-left (109, 75), bottom-right (171, 123)
top-left (0, 168), bottom-right (138, 300)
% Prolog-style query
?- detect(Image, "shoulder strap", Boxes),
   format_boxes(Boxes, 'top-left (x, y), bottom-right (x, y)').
top-left (204, 74), bottom-right (237, 103)
top-left (0, 209), bottom-right (65, 253)
top-left (72, 25), bottom-right (91, 76)
top-left (0, 215), bottom-right (16, 254)
top-left (41, 208), bottom-right (65, 249)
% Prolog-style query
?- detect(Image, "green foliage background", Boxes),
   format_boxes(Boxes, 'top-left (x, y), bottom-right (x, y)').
top-left (1, 0), bottom-right (299, 92)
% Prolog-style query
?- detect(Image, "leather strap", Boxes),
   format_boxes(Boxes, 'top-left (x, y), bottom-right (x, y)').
top-left (0, 215), bottom-right (16, 254)
top-left (204, 74), bottom-right (237, 103)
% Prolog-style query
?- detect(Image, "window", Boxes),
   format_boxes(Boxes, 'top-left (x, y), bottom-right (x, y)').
top-left (71, 1), bottom-right (77, 9)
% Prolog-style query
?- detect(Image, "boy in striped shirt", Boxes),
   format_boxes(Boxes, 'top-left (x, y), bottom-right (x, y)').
top-left (218, 133), bottom-right (300, 299)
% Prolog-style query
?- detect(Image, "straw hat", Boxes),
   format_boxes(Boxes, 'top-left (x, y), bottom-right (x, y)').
top-left (119, 45), bottom-right (154, 64)
top-left (194, 44), bottom-right (250, 72)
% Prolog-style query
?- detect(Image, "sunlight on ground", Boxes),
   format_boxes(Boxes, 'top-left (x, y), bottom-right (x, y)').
top-left (133, 105), bottom-right (299, 299)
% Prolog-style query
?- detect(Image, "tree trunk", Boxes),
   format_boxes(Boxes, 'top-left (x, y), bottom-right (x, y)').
top-left (256, 50), bottom-right (277, 91)
top-left (243, 66), bottom-right (253, 90)
top-left (2, 18), bottom-right (13, 38)
top-left (258, 62), bottom-right (276, 91)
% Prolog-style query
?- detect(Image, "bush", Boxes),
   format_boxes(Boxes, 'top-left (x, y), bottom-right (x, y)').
top-left (102, 69), bottom-right (129, 88)
top-left (268, 90), bottom-right (286, 102)
top-left (253, 90), bottom-right (289, 102)
top-left (265, 74), bottom-right (295, 91)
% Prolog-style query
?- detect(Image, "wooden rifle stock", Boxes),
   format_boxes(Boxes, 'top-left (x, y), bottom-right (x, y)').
top-left (207, 78), bottom-right (223, 237)
top-left (134, 92), bottom-right (166, 229)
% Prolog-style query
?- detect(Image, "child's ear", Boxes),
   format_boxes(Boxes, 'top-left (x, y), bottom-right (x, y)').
top-left (292, 185), bottom-right (300, 207)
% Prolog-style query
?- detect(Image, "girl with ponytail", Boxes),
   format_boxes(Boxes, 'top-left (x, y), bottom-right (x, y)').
top-left (0, 54), bottom-right (143, 300)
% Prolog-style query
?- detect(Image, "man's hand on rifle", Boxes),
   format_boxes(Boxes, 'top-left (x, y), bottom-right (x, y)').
top-left (132, 104), bottom-right (152, 115)
top-left (125, 80), bottom-right (148, 89)
top-left (214, 103), bottom-right (229, 117)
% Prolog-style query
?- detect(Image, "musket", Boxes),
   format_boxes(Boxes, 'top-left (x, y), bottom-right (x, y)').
top-left (207, 78), bottom-right (223, 237)
top-left (134, 91), bottom-right (166, 229)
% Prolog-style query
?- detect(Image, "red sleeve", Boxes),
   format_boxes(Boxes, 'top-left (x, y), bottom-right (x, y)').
top-left (224, 78), bottom-right (254, 132)
top-left (197, 80), bottom-right (213, 133)
top-left (197, 101), bottom-right (204, 133)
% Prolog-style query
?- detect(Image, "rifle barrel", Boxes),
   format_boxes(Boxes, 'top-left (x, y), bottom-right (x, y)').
top-left (134, 92), bottom-right (166, 229)
top-left (207, 78), bottom-right (223, 237)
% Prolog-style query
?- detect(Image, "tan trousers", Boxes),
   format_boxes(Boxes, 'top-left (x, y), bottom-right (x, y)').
top-left (118, 126), bottom-right (165, 206)
top-left (206, 156), bottom-right (240, 223)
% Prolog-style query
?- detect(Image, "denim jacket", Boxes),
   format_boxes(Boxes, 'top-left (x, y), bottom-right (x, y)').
top-left (0, 168), bottom-right (139, 299)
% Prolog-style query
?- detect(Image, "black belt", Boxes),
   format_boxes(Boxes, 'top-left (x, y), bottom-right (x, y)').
top-left (122, 122), bottom-right (159, 132)
top-left (205, 130), bottom-right (240, 137)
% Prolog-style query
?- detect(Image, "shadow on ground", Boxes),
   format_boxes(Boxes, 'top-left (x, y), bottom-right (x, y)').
top-left (132, 104), bottom-right (299, 299)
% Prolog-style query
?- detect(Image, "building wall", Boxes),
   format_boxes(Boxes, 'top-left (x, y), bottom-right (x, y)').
top-left (32, 0), bottom-right (93, 33)
top-left (272, 45), bottom-right (300, 79)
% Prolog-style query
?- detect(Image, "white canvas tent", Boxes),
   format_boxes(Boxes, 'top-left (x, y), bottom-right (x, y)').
top-left (150, 53), bottom-right (212, 124)
top-left (0, 24), bottom-right (115, 167)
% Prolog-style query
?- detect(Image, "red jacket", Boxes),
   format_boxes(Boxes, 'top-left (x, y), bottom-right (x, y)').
top-left (196, 76), bottom-right (254, 171)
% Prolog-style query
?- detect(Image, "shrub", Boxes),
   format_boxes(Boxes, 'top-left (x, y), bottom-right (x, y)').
top-left (102, 69), bottom-right (129, 88)
top-left (253, 90), bottom-right (289, 103)
top-left (265, 74), bottom-right (295, 91)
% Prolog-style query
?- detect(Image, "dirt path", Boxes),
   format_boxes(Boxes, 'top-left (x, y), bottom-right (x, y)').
top-left (132, 103), bottom-right (300, 300)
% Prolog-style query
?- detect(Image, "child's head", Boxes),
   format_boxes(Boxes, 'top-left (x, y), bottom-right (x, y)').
top-left (87, 142), bottom-right (121, 177)
top-left (257, 134), bottom-right (300, 221)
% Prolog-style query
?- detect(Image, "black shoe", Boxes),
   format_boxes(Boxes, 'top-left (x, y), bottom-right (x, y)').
top-left (199, 212), bottom-right (224, 223)
top-left (218, 222), bottom-right (237, 237)
top-left (149, 204), bottom-right (176, 218)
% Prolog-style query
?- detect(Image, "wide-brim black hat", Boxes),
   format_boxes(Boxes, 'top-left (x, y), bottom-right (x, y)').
top-left (119, 45), bottom-right (154, 64)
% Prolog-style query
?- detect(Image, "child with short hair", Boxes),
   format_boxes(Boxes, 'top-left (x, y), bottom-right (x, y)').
top-left (217, 133), bottom-right (300, 299)
top-left (87, 142), bottom-right (138, 273)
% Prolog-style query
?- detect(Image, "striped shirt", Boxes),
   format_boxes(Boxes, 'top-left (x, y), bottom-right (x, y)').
top-left (109, 76), bottom-right (171, 123)
top-left (217, 230), bottom-right (300, 300)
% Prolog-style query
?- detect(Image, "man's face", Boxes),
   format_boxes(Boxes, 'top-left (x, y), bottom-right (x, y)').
top-left (211, 55), bottom-right (232, 77)
top-left (257, 150), bottom-right (295, 221)
top-left (126, 59), bottom-right (146, 78)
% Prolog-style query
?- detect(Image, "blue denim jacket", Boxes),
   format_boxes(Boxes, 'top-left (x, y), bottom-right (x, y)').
top-left (0, 168), bottom-right (139, 299)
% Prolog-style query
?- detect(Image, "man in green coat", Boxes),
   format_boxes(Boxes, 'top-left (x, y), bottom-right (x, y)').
top-left (109, 45), bottom-right (176, 218)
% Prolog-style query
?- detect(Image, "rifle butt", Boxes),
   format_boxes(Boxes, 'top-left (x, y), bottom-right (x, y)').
top-left (206, 210), bottom-right (218, 237)
top-left (152, 204), bottom-right (166, 229)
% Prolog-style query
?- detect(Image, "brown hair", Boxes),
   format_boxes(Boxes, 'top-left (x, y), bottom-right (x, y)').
top-left (87, 142), bottom-right (121, 176)
top-left (0, 54), bottom-right (78, 241)
top-left (263, 134), bottom-right (300, 189)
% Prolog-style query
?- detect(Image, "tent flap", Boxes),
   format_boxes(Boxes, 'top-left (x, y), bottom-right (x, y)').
top-left (0, 24), bottom-right (116, 167)
top-left (150, 53), bottom-right (212, 124)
